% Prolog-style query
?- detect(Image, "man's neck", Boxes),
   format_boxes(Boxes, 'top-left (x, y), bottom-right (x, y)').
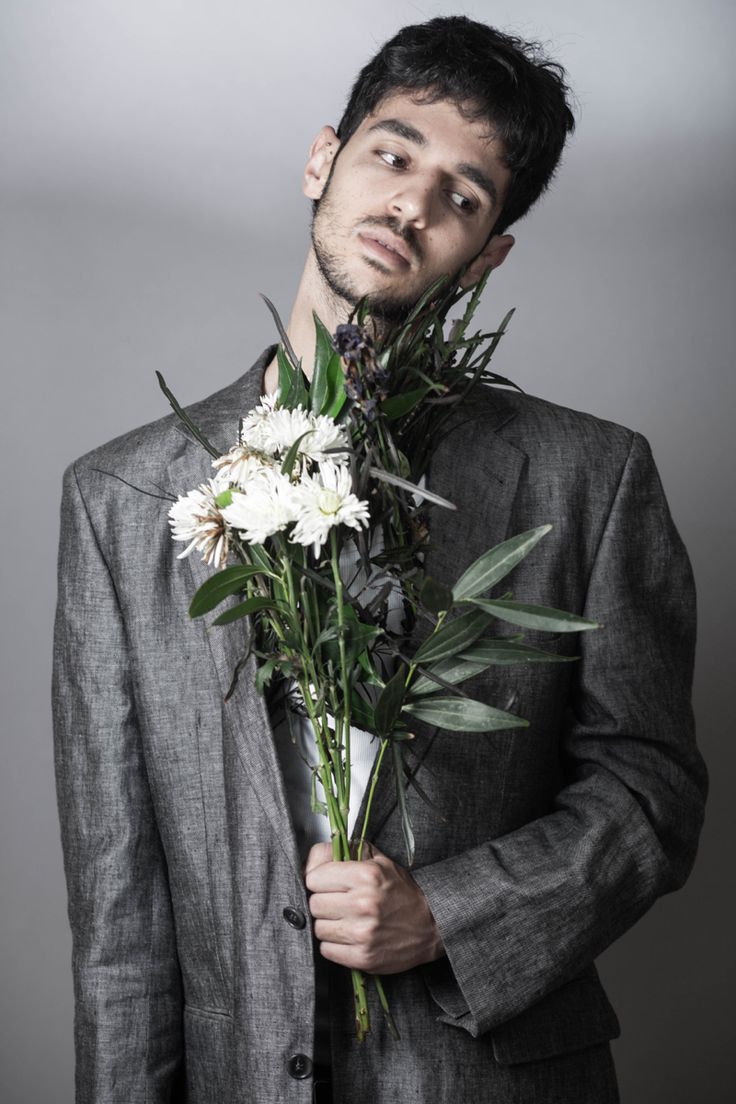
top-left (262, 249), bottom-right (365, 395)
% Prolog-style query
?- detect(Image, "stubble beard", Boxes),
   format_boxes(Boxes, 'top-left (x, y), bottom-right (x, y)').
top-left (310, 176), bottom-right (434, 330)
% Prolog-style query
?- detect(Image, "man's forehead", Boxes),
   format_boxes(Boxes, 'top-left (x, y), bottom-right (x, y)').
top-left (357, 91), bottom-right (500, 146)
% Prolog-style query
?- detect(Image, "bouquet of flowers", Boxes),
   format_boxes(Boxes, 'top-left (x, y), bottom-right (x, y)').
top-left (161, 272), bottom-right (597, 1041)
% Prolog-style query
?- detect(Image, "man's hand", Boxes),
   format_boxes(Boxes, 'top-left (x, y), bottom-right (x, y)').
top-left (304, 842), bottom-right (445, 974)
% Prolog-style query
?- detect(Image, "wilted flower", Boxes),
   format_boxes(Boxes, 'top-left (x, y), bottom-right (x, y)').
top-left (168, 472), bottom-right (232, 569)
top-left (212, 445), bottom-right (268, 489)
top-left (333, 323), bottom-right (372, 362)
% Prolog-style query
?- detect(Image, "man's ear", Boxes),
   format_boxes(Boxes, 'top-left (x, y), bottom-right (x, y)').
top-left (459, 233), bottom-right (515, 288)
top-left (303, 125), bottom-right (341, 200)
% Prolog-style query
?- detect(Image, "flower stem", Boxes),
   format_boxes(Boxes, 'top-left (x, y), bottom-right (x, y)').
top-left (356, 738), bottom-right (389, 862)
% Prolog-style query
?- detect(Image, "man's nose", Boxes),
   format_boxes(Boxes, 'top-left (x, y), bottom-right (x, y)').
top-left (387, 178), bottom-right (435, 229)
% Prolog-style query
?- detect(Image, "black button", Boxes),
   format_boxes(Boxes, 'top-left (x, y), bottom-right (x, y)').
top-left (287, 1053), bottom-right (313, 1079)
top-left (283, 906), bottom-right (307, 930)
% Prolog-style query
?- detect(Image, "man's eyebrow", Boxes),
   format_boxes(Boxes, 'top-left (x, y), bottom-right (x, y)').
top-left (365, 119), bottom-right (499, 210)
top-left (456, 163), bottom-right (498, 210)
top-left (366, 118), bottom-right (427, 146)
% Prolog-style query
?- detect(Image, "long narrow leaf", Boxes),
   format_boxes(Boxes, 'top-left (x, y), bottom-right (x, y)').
top-left (460, 640), bottom-right (579, 665)
top-left (211, 596), bottom-right (283, 626)
top-left (413, 608), bottom-right (491, 665)
top-left (189, 564), bottom-right (266, 618)
top-left (392, 741), bottom-right (415, 866)
top-left (453, 525), bottom-right (552, 601)
top-left (368, 466), bottom-right (457, 510)
top-left (402, 696), bottom-right (528, 732)
top-left (260, 294), bottom-right (299, 369)
top-left (310, 312), bottom-right (334, 415)
top-left (156, 371), bottom-right (220, 458)
top-left (380, 387), bottom-right (431, 420)
top-left (374, 664), bottom-right (407, 737)
top-left (468, 598), bottom-right (599, 633)
top-left (281, 429), bottom-right (314, 477)
top-left (409, 656), bottom-right (489, 696)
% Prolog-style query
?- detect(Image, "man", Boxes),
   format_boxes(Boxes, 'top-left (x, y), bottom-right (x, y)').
top-left (52, 16), bottom-right (707, 1104)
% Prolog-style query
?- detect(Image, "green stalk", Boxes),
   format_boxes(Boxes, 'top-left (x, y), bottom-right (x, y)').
top-left (330, 529), bottom-right (352, 820)
top-left (356, 738), bottom-right (389, 862)
top-left (299, 674), bottom-right (350, 859)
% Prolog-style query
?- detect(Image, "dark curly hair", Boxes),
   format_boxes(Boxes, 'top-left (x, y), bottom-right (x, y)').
top-left (334, 16), bottom-right (576, 234)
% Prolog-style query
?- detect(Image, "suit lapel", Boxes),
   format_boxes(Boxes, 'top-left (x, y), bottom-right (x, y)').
top-left (165, 348), bottom-right (304, 875)
top-left (354, 390), bottom-right (527, 851)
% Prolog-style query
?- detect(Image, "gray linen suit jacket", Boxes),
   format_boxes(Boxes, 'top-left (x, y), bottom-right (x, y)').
top-left (53, 347), bottom-right (708, 1103)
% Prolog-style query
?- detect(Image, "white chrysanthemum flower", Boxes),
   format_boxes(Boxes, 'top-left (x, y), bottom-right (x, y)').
top-left (300, 413), bottom-right (350, 465)
top-left (289, 462), bottom-right (370, 557)
top-left (239, 391), bottom-right (281, 455)
top-left (168, 471), bottom-right (232, 569)
top-left (221, 467), bottom-right (298, 545)
top-left (261, 405), bottom-right (314, 457)
top-left (212, 445), bottom-right (269, 489)
top-left (247, 403), bottom-right (349, 465)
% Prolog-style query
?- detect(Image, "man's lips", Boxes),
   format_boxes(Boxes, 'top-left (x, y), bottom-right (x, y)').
top-left (357, 231), bottom-right (412, 268)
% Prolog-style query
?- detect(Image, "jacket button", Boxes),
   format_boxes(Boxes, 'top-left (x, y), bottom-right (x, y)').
top-left (283, 906), bottom-right (307, 930)
top-left (287, 1053), bottom-right (313, 1079)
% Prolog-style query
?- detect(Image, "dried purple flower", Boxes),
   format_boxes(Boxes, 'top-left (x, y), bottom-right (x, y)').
top-left (333, 323), bottom-right (372, 362)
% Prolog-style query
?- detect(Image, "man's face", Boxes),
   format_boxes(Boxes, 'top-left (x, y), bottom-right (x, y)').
top-left (308, 92), bottom-right (512, 324)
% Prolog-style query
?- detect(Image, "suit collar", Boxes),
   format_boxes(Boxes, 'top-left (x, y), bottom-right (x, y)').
top-left (169, 345), bottom-right (277, 458)
top-left (354, 389), bottom-right (527, 850)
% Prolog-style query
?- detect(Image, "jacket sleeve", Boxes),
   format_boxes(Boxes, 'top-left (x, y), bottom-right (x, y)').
top-left (52, 462), bottom-right (184, 1101)
top-left (412, 431), bottom-right (708, 1037)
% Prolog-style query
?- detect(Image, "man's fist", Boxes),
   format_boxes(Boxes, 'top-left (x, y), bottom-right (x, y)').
top-left (304, 842), bottom-right (444, 974)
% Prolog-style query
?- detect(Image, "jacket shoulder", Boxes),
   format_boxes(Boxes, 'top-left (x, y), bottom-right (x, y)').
top-left (66, 351), bottom-right (275, 484)
top-left (495, 388), bottom-right (638, 457)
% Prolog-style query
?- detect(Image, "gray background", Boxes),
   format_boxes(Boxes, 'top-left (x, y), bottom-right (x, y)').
top-left (1, 1), bottom-right (733, 1100)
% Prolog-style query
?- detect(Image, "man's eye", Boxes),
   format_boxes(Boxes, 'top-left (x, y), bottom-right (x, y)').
top-left (378, 150), bottom-right (406, 169)
top-left (450, 191), bottom-right (476, 215)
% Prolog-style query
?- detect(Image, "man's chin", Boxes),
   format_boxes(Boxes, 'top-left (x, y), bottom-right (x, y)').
top-left (354, 292), bottom-right (417, 327)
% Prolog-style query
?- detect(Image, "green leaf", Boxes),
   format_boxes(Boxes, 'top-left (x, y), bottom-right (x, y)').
top-left (277, 344), bottom-right (295, 400)
top-left (319, 606), bottom-right (382, 671)
top-left (409, 656), bottom-right (489, 696)
top-left (452, 525), bottom-right (552, 601)
top-left (254, 658), bottom-right (277, 694)
top-left (402, 696), bottom-right (529, 732)
top-left (420, 576), bottom-right (454, 615)
top-left (466, 599), bottom-right (599, 633)
top-left (310, 312), bottom-right (335, 415)
top-left (248, 543), bottom-right (273, 573)
top-left (349, 688), bottom-right (376, 731)
top-left (324, 353), bottom-right (347, 419)
top-left (189, 564), bottom-right (264, 618)
top-left (260, 293), bottom-right (299, 369)
top-left (277, 345), bottom-right (309, 410)
top-left (413, 609), bottom-right (491, 665)
top-left (281, 429), bottom-right (314, 477)
top-left (368, 466), bottom-right (457, 510)
top-left (460, 640), bottom-right (578, 665)
top-left (392, 741), bottom-right (415, 866)
top-left (346, 622), bottom-right (383, 665)
top-left (374, 664), bottom-right (407, 737)
top-left (214, 488), bottom-right (233, 509)
top-left (313, 624), bottom-right (339, 649)
top-left (380, 387), bottom-right (430, 419)
top-left (211, 595), bottom-right (282, 626)
top-left (156, 371), bottom-right (220, 458)
top-left (310, 769), bottom-right (328, 816)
